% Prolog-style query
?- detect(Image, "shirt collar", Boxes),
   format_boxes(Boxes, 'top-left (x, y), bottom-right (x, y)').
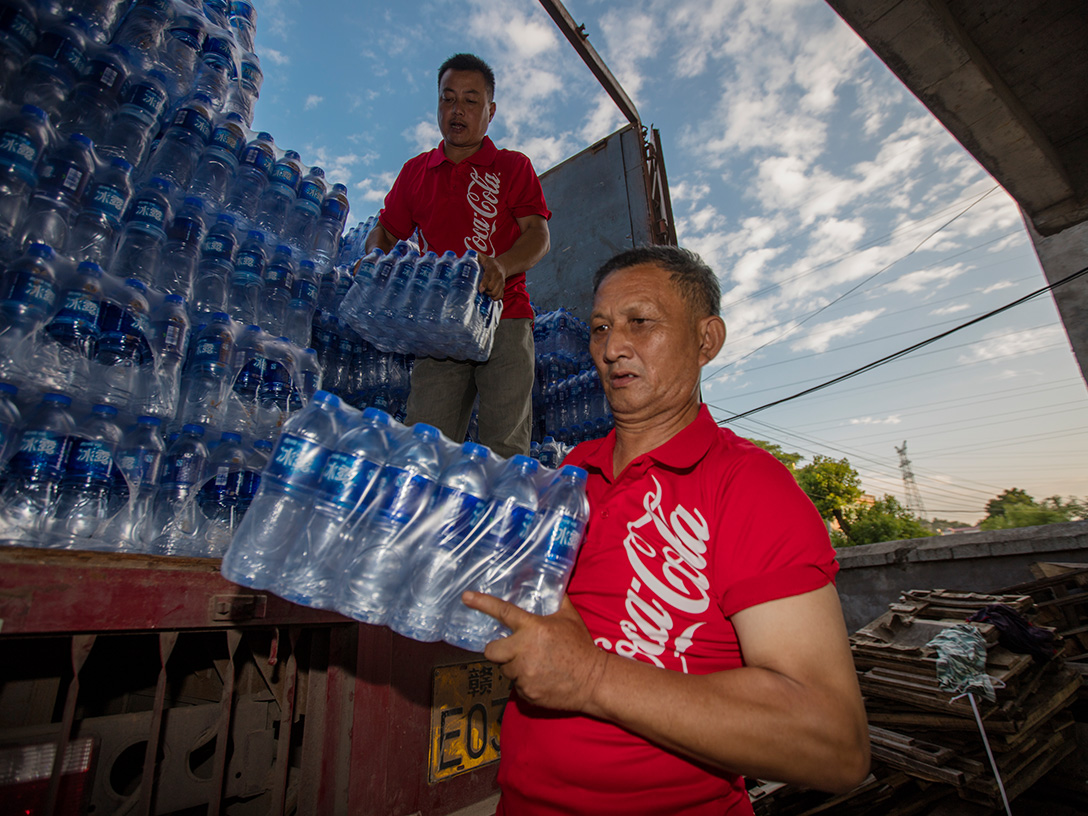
top-left (576, 404), bottom-right (718, 482)
top-left (426, 135), bottom-right (498, 169)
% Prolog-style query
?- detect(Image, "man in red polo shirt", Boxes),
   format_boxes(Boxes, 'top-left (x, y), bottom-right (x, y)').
top-left (364, 53), bottom-right (551, 457)
top-left (463, 246), bottom-right (870, 814)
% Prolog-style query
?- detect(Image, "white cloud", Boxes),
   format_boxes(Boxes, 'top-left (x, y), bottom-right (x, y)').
top-left (405, 119), bottom-right (441, 154)
top-left (982, 280), bottom-right (1016, 294)
top-left (304, 94), bottom-right (323, 111)
top-left (886, 263), bottom-right (967, 295)
top-left (262, 48), bottom-right (289, 66)
top-left (931, 302), bottom-right (971, 316)
top-left (790, 308), bottom-right (885, 353)
top-left (957, 326), bottom-right (1064, 364)
top-left (354, 172), bottom-right (398, 205)
top-left (850, 415), bottom-right (903, 426)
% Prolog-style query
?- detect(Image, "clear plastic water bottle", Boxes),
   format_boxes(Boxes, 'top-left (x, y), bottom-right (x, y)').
top-left (43, 259), bottom-right (103, 389)
top-left (0, 392), bottom-right (76, 536)
top-left (17, 13), bottom-right (89, 120)
top-left (298, 346), bottom-right (323, 404)
top-left (443, 250), bottom-right (481, 328)
top-left (66, 157), bottom-right (134, 268)
top-left (417, 249), bottom-right (458, 338)
top-left (283, 165), bottom-right (325, 252)
top-left (225, 49), bottom-right (261, 126)
top-left (228, 229), bottom-right (266, 325)
top-left (97, 69), bottom-right (170, 168)
top-left (258, 335), bottom-right (295, 416)
top-left (224, 322), bottom-right (262, 433)
top-left (179, 312), bottom-right (234, 428)
top-left (506, 466), bottom-right (590, 617)
top-left (236, 436), bottom-right (269, 518)
top-left (156, 196), bottom-right (207, 299)
top-left (17, 132), bottom-right (97, 254)
top-left (337, 422), bottom-right (442, 625)
top-left (203, 0), bottom-right (230, 27)
top-left (191, 212), bottom-right (236, 319)
top-left (277, 406), bottom-right (394, 607)
top-left (260, 243), bottom-right (294, 335)
top-left (0, 105), bottom-right (52, 239)
top-left (311, 183), bottom-right (350, 264)
top-left (444, 455), bottom-right (540, 651)
top-left (110, 176), bottom-right (174, 285)
top-left (282, 257), bottom-right (318, 347)
top-left (144, 293), bottom-right (189, 417)
top-left (104, 414), bottom-right (165, 551)
top-left (149, 423), bottom-right (207, 555)
top-left (141, 93), bottom-right (214, 190)
top-left (195, 430), bottom-right (246, 555)
top-left (111, 0), bottom-right (171, 71)
top-left (227, 0), bottom-right (256, 51)
top-left (0, 0), bottom-right (38, 100)
top-left (220, 389), bottom-right (343, 588)
top-left (48, 403), bottom-right (124, 542)
top-left (223, 131), bottom-right (274, 227)
top-left (187, 111), bottom-right (246, 208)
top-left (157, 11), bottom-right (205, 106)
top-left (94, 277), bottom-right (153, 407)
top-left (55, 44), bottom-right (130, 144)
top-left (255, 149), bottom-right (302, 242)
top-left (389, 441), bottom-right (491, 641)
top-left (188, 30), bottom-right (236, 112)
top-left (0, 242), bottom-right (58, 365)
top-left (372, 250), bottom-right (417, 343)
top-left (0, 381), bottom-right (21, 489)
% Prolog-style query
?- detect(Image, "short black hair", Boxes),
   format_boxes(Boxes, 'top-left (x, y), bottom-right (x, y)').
top-left (438, 53), bottom-right (495, 100)
top-left (593, 245), bottom-right (721, 318)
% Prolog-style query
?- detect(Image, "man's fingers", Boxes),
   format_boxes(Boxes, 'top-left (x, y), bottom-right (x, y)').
top-left (461, 590), bottom-right (534, 630)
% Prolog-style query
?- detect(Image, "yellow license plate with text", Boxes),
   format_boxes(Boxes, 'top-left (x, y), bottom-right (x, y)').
top-left (429, 661), bottom-right (511, 782)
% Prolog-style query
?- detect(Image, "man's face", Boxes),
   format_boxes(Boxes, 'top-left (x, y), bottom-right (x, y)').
top-left (589, 263), bottom-right (715, 423)
top-left (438, 69), bottom-right (495, 151)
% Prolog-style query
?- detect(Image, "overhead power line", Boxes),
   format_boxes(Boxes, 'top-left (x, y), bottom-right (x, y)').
top-left (716, 263), bottom-right (1088, 425)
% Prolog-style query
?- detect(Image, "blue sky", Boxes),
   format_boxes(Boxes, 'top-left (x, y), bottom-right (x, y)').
top-left (250, 0), bottom-right (1088, 523)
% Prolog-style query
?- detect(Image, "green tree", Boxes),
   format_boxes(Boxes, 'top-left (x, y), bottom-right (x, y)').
top-left (795, 455), bottom-right (862, 533)
top-left (842, 496), bottom-right (935, 547)
top-left (984, 488), bottom-right (1034, 521)
top-left (980, 493), bottom-right (1085, 530)
top-left (748, 439), bottom-right (804, 472)
top-left (929, 517), bottom-right (973, 532)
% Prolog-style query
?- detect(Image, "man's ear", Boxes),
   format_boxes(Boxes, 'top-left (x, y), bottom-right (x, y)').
top-left (697, 315), bottom-right (726, 366)
top-left (488, 101), bottom-right (496, 124)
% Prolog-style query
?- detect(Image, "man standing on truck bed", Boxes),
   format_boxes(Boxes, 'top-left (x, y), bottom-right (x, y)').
top-left (463, 246), bottom-right (870, 814)
top-left (364, 53), bottom-right (551, 458)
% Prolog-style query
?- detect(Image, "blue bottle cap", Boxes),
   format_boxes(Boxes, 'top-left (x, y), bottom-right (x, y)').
top-left (70, 133), bottom-right (94, 149)
top-left (560, 465), bottom-right (587, 481)
top-left (124, 278), bottom-right (148, 292)
top-left (511, 454), bottom-right (538, 472)
top-left (221, 432), bottom-right (241, 443)
top-left (165, 294), bottom-right (185, 304)
top-left (183, 196), bottom-right (205, 210)
top-left (137, 415), bottom-right (162, 425)
top-left (27, 242), bottom-right (56, 259)
top-left (92, 404), bottom-right (118, 416)
top-left (21, 105), bottom-right (49, 121)
top-left (216, 213), bottom-right (236, 225)
top-left (275, 245), bottom-right (292, 256)
top-left (257, 132), bottom-right (273, 143)
top-left (76, 260), bottom-right (104, 276)
top-left (245, 323), bottom-right (261, 331)
top-left (149, 176), bottom-right (174, 194)
top-left (209, 311), bottom-right (230, 321)
top-left (462, 441), bottom-right (488, 459)
top-left (412, 423), bottom-right (439, 441)
top-left (43, 393), bottom-right (72, 406)
top-left (247, 230), bottom-right (264, 242)
top-left (362, 406), bottom-right (391, 424)
top-left (0, 383), bottom-right (18, 397)
top-left (110, 157), bottom-right (134, 172)
top-left (254, 439), bottom-right (273, 450)
top-left (181, 424), bottom-right (205, 436)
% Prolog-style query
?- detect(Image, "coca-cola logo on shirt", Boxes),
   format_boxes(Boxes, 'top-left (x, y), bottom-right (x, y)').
top-left (594, 475), bottom-right (711, 673)
top-left (465, 167), bottom-right (501, 256)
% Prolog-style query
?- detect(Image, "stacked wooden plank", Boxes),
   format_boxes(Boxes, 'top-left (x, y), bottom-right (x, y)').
top-left (751, 586), bottom-right (1084, 815)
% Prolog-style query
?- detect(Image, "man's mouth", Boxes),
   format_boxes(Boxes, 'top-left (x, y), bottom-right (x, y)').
top-left (610, 371), bottom-right (637, 387)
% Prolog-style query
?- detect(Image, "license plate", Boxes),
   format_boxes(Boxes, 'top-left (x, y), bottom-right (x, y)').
top-left (429, 660), bottom-right (511, 782)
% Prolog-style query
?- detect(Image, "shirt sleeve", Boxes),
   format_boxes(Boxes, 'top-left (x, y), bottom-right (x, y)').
top-left (507, 153), bottom-right (551, 221)
top-left (713, 448), bottom-right (839, 617)
top-left (377, 159), bottom-right (419, 240)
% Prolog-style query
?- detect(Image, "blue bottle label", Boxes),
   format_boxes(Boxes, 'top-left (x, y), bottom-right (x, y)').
top-left (161, 450), bottom-right (204, 486)
top-left (38, 29), bottom-right (88, 77)
top-left (240, 146), bottom-right (273, 175)
top-left (290, 279), bottom-right (317, 306)
top-left (542, 514), bottom-right (581, 567)
top-left (38, 156), bottom-right (92, 198)
top-left (172, 106), bottom-right (213, 140)
top-left (117, 448), bottom-right (161, 489)
top-left (201, 233), bottom-right (234, 259)
top-left (235, 249), bottom-right (263, 273)
top-left (89, 182), bottom-right (128, 222)
top-left (5, 270), bottom-right (56, 315)
top-left (169, 25), bottom-right (203, 51)
top-left (0, 7), bottom-right (37, 51)
top-left (0, 130), bottom-right (42, 177)
top-left (263, 264), bottom-right (291, 287)
top-left (240, 60), bottom-right (261, 86)
top-left (298, 180), bottom-right (323, 207)
top-left (10, 430), bottom-right (71, 480)
top-left (158, 319), bottom-right (187, 357)
top-left (487, 505), bottom-right (536, 551)
top-left (260, 359), bottom-right (291, 396)
top-left (211, 126), bottom-right (243, 155)
top-left (375, 465), bottom-right (432, 525)
top-left (65, 439), bottom-right (114, 484)
top-left (318, 451), bottom-right (379, 509)
top-left (433, 486), bottom-right (488, 546)
top-left (238, 468), bottom-right (261, 501)
top-left (265, 434), bottom-right (329, 490)
top-left (193, 335), bottom-right (226, 367)
top-left (130, 198), bottom-right (167, 230)
top-left (199, 465), bottom-right (242, 504)
top-left (50, 289), bottom-right (100, 326)
top-left (128, 83), bottom-right (168, 118)
top-left (320, 197), bottom-right (348, 222)
top-left (270, 163), bottom-right (300, 190)
top-left (233, 356), bottom-right (263, 395)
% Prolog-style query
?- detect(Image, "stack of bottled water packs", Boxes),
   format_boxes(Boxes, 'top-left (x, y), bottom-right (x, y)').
top-left (221, 390), bottom-right (590, 651)
top-left (338, 240), bottom-right (502, 362)
top-left (0, 0), bottom-right (429, 557)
